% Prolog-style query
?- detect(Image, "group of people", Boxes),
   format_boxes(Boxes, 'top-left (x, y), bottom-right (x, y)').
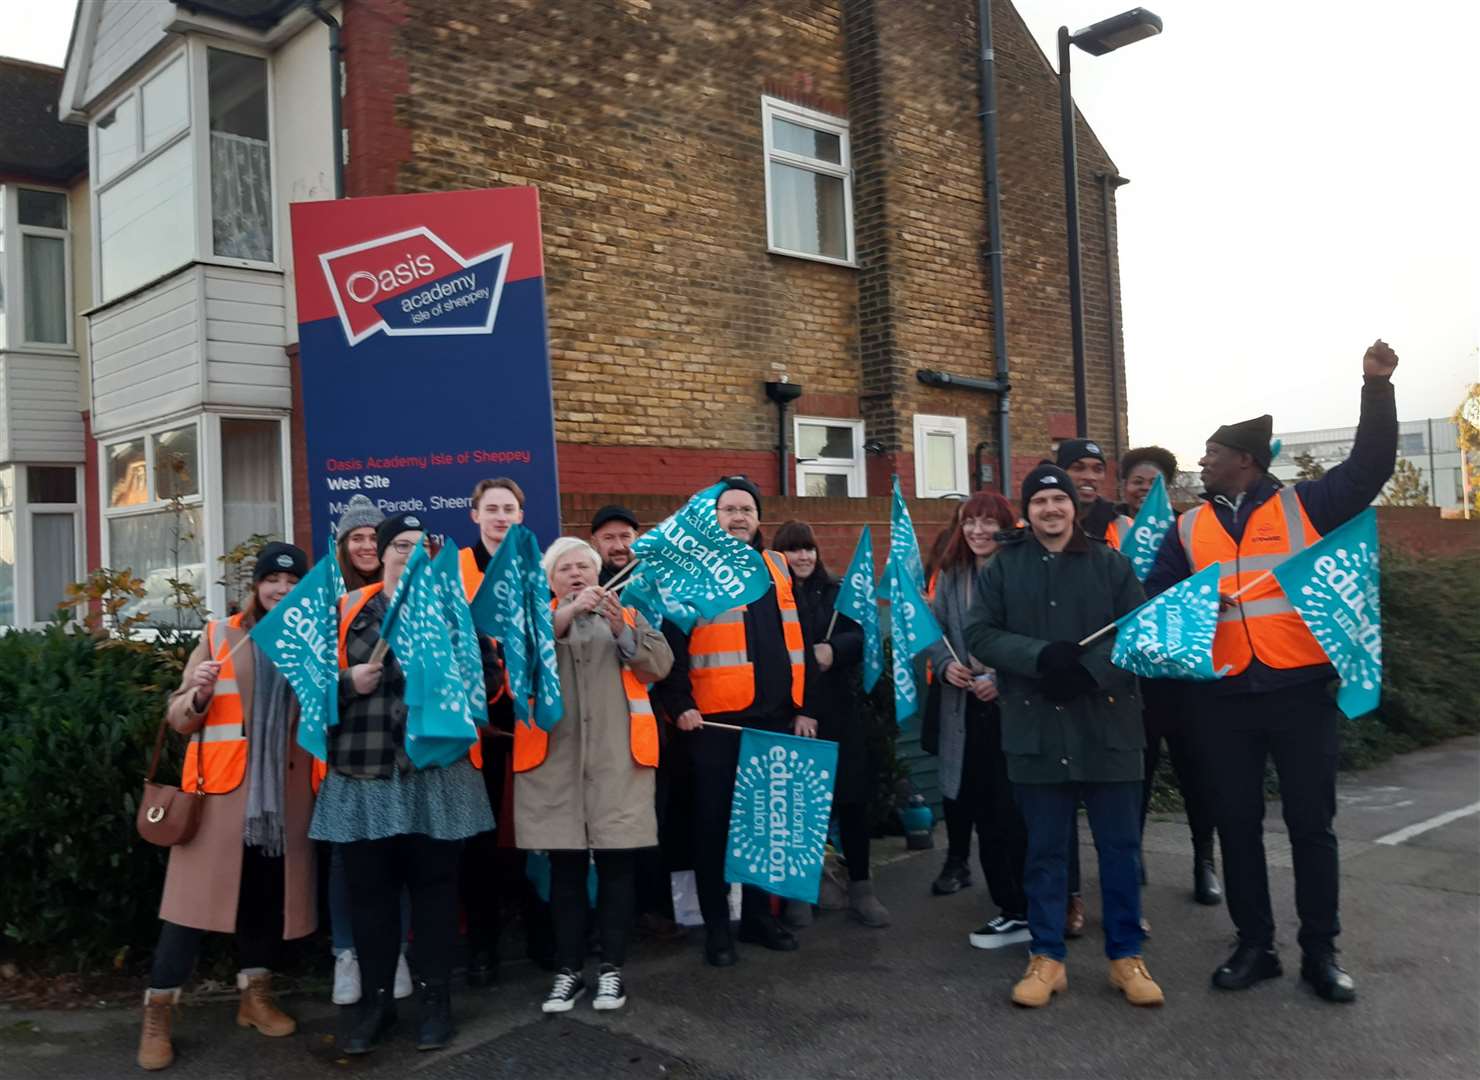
top-left (133, 342), bottom-right (1399, 1070)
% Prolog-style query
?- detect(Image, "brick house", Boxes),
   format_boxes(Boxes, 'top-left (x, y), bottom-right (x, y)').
top-left (44, 0), bottom-right (1128, 624)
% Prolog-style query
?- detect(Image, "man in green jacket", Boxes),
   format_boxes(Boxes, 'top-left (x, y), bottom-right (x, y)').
top-left (965, 464), bottom-right (1162, 1009)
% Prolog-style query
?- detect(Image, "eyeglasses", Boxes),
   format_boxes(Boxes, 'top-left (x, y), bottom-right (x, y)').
top-left (717, 506), bottom-right (758, 517)
top-left (389, 539), bottom-right (417, 554)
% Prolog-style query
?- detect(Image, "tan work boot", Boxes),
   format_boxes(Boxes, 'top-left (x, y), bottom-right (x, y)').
top-left (236, 971), bottom-right (297, 1037)
top-left (137, 988), bottom-right (179, 1071)
top-left (1109, 956), bottom-right (1165, 1006)
top-left (1011, 955), bottom-right (1067, 1007)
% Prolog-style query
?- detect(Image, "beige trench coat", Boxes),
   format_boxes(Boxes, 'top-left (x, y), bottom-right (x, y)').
top-left (157, 623), bottom-right (318, 939)
top-left (515, 607), bottom-right (672, 851)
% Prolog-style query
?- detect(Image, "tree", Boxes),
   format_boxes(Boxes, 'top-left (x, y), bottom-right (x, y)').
top-left (1294, 450), bottom-right (1326, 481)
top-left (1380, 457), bottom-right (1430, 507)
top-left (1453, 382), bottom-right (1480, 517)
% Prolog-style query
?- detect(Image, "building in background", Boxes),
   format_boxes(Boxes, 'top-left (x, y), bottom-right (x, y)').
top-left (1272, 417), bottom-right (1466, 510)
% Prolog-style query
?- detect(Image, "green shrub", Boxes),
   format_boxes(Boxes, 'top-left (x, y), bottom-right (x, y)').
top-left (0, 625), bottom-right (191, 971)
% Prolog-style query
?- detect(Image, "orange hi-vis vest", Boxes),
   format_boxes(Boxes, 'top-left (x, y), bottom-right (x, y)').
top-left (1177, 485), bottom-right (1330, 676)
top-left (335, 581), bottom-right (485, 770)
top-left (512, 606), bottom-right (659, 773)
top-left (183, 615), bottom-right (249, 794)
top-left (1104, 514), bottom-right (1136, 551)
top-left (458, 546), bottom-right (482, 603)
top-left (686, 550), bottom-right (805, 715)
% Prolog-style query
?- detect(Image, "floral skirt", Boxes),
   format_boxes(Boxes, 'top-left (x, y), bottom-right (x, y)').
top-left (309, 758), bottom-right (494, 843)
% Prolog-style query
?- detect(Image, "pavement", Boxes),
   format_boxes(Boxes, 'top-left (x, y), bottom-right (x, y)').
top-left (4, 736), bottom-right (1477, 1080)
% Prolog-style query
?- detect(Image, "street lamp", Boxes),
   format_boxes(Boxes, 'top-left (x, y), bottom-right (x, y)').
top-left (1059, 7), bottom-right (1162, 438)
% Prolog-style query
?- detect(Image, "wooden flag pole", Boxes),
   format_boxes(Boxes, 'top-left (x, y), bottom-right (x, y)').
top-left (824, 611), bottom-right (839, 642)
top-left (601, 558), bottom-right (642, 592)
top-left (368, 639), bottom-right (389, 665)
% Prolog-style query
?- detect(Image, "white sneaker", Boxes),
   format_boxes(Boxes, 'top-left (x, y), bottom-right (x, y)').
top-left (332, 950), bottom-right (361, 1006)
top-left (969, 915), bottom-right (1032, 950)
top-left (394, 952), bottom-right (413, 1000)
top-left (592, 964), bottom-right (626, 1012)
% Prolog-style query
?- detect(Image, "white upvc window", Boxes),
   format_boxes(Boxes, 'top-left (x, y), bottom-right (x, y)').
top-left (0, 465), bottom-right (84, 627)
top-left (0, 185), bottom-right (75, 351)
top-left (913, 414), bottom-right (970, 499)
top-left (91, 41), bottom-right (277, 304)
top-left (98, 413), bottom-right (290, 625)
top-left (795, 416), bottom-right (866, 497)
top-left (761, 96), bottom-right (855, 266)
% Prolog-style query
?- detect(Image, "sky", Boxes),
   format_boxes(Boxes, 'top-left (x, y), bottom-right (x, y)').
top-left (6, 1), bottom-right (1478, 466)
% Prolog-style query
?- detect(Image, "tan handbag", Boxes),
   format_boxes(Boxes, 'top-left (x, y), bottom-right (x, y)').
top-left (136, 710), bottom-right (206, 847)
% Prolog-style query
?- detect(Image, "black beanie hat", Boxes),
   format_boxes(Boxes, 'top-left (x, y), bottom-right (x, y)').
top-left (1208, 414), bottom-right (1274, 471)
top-left (1021, 463), bottom-right (1078, 516)
top-left (719, 475), bottom-right (763, 517)
top-left (376, 512), bottom-right (426, 557)
top-left (253, 541), bottom-right (308, 584)
top-left (1055, 438), bottom-right (1107, 469)
top-left (590, 504), bottom-right (640, 533)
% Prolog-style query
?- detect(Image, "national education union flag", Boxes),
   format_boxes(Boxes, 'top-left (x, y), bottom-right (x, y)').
top-left (1120, 473), bottom-right (1175, 582)
top-left (1111, 563), bottom-right (1229, 681)
top-left (884, 482), bottom-right (944, 724)
top-left (250, 553), bottom-right (341, 761)
top-left (468, 524), bottom-right (533, 722)
top-left (725, 728), bottom-right (839, 903)
top-left (1272, 508), bottom-right (1382, 719)
top-left (518, 526), bottom-right (565, 732)
top-left (834, 528), bottom-right (884, 693)
top-left (629, 483), bottom-right (773, 619)
top-left (889, 475), bottom-right (926, 592)
top-left (621, 565), bottom-right (699, 635)
top-left (431, 543), bottom-right (489, 727)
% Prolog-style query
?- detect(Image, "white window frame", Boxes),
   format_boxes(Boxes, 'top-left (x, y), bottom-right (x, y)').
top-left (193, 40), bottom-right (280, 272)
top-left (794, 416), bottom-right (866, 497)
top-left (760, 96), bottom-right (855, 267)
top-left (0, 465), bottom-right (85, 627)
top-left (3, 184), bottom-right (74, 352)
top-left (913, 414), bottom-right (970, 499)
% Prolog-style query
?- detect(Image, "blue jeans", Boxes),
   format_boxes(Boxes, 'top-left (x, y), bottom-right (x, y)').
top-left (1014, 781), bottom-right (1144, 961)
top-left (329, 842), bottom-right (411, 955)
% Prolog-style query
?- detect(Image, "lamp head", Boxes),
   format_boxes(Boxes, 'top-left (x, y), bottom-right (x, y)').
top-left (1070, 7), bottom-right (1163, 56)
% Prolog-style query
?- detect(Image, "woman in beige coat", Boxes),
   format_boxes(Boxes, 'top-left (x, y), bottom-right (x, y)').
top-left (137, 543), bottom-right (319, 1072)
top-left (520, 538), bottom-right (672, 1015)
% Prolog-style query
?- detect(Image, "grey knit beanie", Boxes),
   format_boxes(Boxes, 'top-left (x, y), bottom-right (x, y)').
top-left (336, 494), bottom-right (384, 540)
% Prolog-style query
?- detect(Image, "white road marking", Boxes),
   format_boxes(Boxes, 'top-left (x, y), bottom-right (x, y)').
top-left (1374, 802), bottom-right (1480, 846)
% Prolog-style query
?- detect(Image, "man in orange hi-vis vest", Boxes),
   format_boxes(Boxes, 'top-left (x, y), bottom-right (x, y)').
top-left (1146, 340), bottom-right (1400, 1005)
top-left (651, 476), bottom-right (819, 969)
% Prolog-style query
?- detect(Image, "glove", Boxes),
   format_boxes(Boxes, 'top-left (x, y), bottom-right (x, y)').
top-left (1040, 663), bottom-right (1096, 702)
top-left (1037, 640), bottom-right (1085, 676)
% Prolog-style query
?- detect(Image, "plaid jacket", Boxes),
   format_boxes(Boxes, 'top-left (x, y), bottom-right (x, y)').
top-left (331, 593), bottom-right (413, 778)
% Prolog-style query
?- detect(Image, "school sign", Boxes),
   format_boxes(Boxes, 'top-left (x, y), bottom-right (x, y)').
top-left (290, 188), bottom-right (560, 554)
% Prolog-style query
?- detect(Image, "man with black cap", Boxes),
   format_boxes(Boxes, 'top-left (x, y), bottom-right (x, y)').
top-left (965, 464), bottom-right (1157, 1009)
top-left (590, 505), bottom-right (640, 586)
top-left (1145, 339), bottom-right (1400, 1004)
top-left (652, 476), bottom-right (819, 967)
top-left (1056, 438), bottom-right (1135, 549)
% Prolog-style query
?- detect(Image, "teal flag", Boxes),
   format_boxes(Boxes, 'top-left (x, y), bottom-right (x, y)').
top-left (833, 528), bottom-right (883, 692)
top-left (1111, 563), bottom-right (1229, 681)
top-left (1121, 474), bottom-right (1175, 582)
top-left (1272, 508), bottom-right (1382, 719)
top-left (326, 529), bottom-right (346, 602)
top-left (431, 543), bottom-right (488, 728)
top-left (468, 527), bottom-right (532, 721)
top-left (621, 565), bottom-right (699, 635)
top-left (386, 540), bottom-right (480, 768)
top-left (884, 482), bottom-right (944, 724)
top-left (889, 476), bottom-right (926, 591)
top-left (250, 553), bottom-right (340, 760)
top-left (725, 729), bottom-right (838, 903)
top-left (628, 483), bottom-right (773, 618)
top-left (518, 527), bottom-right (564, 732)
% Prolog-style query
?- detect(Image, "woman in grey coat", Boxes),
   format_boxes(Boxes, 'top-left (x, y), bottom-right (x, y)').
top-left (922, 491), bottom-right (1030, 950)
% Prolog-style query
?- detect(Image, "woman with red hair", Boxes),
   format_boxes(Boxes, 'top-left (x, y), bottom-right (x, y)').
top-left (922, 491), bottom-right (1031, 951)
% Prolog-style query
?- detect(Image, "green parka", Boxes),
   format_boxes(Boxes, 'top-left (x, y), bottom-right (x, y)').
top-left (964, 528), bottom-right (1147, 785)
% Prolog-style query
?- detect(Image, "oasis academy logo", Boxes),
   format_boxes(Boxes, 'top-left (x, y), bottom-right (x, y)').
top-left (319, 227), bottom-right (511, 346)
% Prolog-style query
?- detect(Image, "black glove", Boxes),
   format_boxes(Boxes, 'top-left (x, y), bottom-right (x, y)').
top-left (1037, 640), bottom-right (1085, 676)
top-left (1040, 663), bottom-right (1096, 702)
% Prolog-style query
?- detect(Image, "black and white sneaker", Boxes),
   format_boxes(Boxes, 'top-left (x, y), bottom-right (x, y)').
top-left (540, 968), bottom-right (586, 1013)
top-left (969, 915), bottom-right (1031, 949)
top-left (592, 964), bottom-right (627, 1011)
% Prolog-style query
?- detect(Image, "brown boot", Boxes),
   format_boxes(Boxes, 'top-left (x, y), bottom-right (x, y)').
top-left (1109, 956), bottom-right (1165, 1006)
top-left (1011, 955), bottom-right (1067, 1007)
top-left (1065, 895), bottom-right (1086, 939)
top-left (137, 988), bottom-right (179, 1071)
top-left (236, 971), bottom-right (296, 1037)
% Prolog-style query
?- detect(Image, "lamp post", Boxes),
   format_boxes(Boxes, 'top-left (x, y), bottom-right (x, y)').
top-left (1058, 7), bottom-right (1162, 438)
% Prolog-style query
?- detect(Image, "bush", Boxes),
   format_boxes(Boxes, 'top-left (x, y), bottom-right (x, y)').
top-left (0, 625), bottom-right (192, 971)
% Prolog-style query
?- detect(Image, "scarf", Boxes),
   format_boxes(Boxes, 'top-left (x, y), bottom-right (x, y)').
top-left (243, 642), bottom-right (294, 856)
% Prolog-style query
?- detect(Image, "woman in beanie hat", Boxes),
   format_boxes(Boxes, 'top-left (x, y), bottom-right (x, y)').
top-left (336, 495), bottom-right (385, 591)
top-left (137, 543), bottom-right (317, 1071)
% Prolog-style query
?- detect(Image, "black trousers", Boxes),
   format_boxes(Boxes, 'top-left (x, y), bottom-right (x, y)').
top-left (634, 741), bottom-right (676, 918)
top-left (342, 834), bottom-right (463, 995)
top-left (150, 847), bottom-right (284, 989)
top-left (549, 850), bottom-right (638, 970)
top-left (941, 702), bottom-right (1027, 917)
top-left (1140, 680), bottom-right (1215, 850)
top-left (835, 800), bottom-right (872, 882)
top-left (1193, 680), bottom-right (1342, 953)
top-left (461, 734), bottom-right (520, 961)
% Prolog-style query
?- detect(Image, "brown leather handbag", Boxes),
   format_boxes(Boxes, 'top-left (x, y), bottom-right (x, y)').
top-left (136, 711), bottom-right (206, 848)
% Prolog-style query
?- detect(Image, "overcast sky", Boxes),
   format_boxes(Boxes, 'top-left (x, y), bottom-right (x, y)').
top-left (8, 2), bottom-right (1477, 465)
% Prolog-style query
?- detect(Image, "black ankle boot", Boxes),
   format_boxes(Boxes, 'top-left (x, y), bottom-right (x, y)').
top-left (415, 980), bottom-right (455, 1051)
top-left (1193, 839), bottom-right (1222, 905)
top-left (341, 988), bottom-right (396, 1055)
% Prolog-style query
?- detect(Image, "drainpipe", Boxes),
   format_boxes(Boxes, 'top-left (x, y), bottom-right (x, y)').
top-left (976, 0), bottom-right (1012, 494)
top-left (1098, 171), bottom-right (1130, 467)
top-left (304, 1), bottom-right (344, 198)
top-left (764, 380), bottom-right (803, 496)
